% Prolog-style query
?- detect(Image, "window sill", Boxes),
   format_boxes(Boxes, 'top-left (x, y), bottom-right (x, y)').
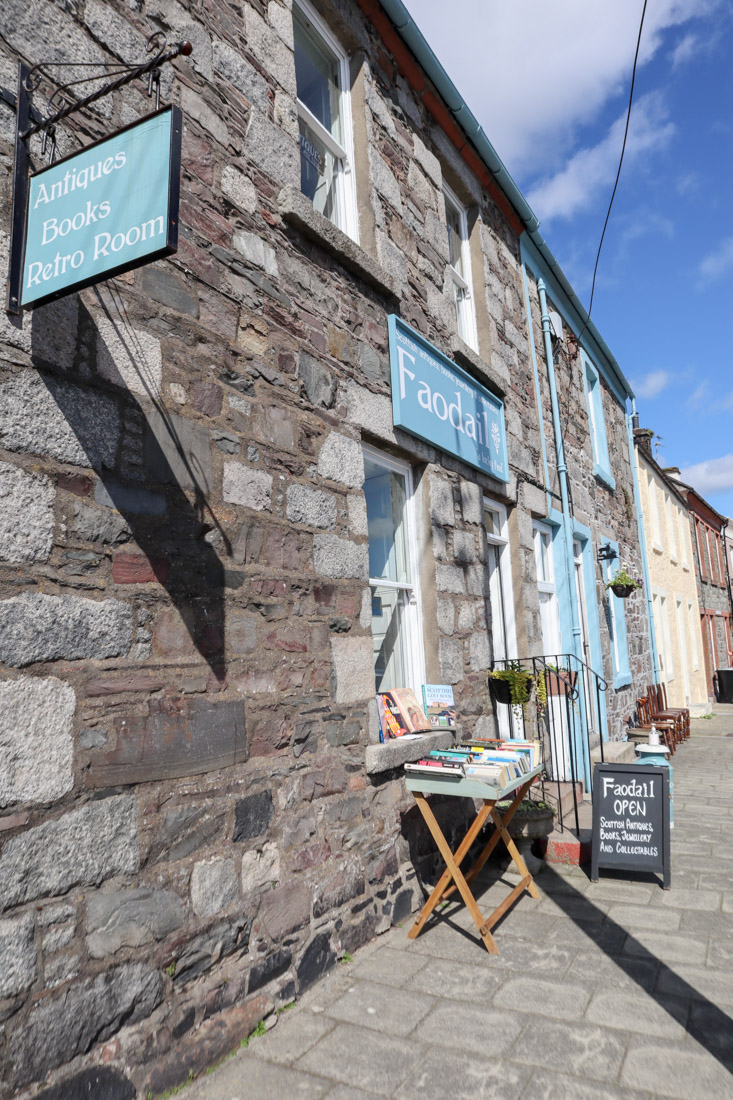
top-left (652, 543), bottom-right (664, 555)
top-left (613, 670), bottom-right (633, 690)
top-left (278, 186), bottom-right (401, 301)
top-left (593, 463), bottom-right (616, 491)
top-left (365, 727), bottom-right (459, 777)
top-left (450, 334), bottom-right (508, 397)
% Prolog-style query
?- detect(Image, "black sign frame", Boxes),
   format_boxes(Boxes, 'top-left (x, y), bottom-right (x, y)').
top-left (18, 104), bottom-right (182, 312)
top-left (591, 762), bottom-right (670, 889)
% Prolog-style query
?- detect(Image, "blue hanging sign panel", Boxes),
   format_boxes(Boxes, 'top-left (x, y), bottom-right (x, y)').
top-left (21, 106), bottom-right (182, 310)
top-left (388, 315), bottom-right (508, 482)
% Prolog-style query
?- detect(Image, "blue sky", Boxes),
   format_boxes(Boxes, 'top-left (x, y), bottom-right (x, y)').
top-left (412, 1), bottom-right (733, 517)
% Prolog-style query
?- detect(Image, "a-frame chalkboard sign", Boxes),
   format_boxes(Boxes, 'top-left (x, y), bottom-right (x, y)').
top-left (591, 762), bottom-right (671, 888)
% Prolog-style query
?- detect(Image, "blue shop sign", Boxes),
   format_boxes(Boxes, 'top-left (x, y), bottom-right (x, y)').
top-left (21, 106), bottom-right (181, 309)
top-left (388, 316), bottom-right (508, 482)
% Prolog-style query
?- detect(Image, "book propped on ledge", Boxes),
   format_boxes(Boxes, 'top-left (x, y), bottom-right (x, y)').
top-left (421, 683), bottom-right (456, 729)
top-left (376, 688), bottom-right (431, 742)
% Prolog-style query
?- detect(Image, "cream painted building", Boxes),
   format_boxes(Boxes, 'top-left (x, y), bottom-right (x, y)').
top-left (634, 434), bottom-right (709, 715)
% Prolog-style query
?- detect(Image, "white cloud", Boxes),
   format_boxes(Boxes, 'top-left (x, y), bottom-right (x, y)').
top-left (675, 171), bottom-right (700, 196)
top-left (413, 0), bottom-right (721, 178)
top-left (526, 93), bottom-right (674, 222)
top-left (631, 370), bottom-right (672, 399)
top-left (671, 32), bottom-right (699, 66)
top-left (680, 454), bottom-right (733, 495)
top-left (697, 237), bottom-right (733, 284)
top-left (687, 380), bottom-right (711, 409)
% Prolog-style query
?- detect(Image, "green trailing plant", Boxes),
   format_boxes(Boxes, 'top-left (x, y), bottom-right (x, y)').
top-left (605, 562), bottom-right (643, 595)
top-left (488, 661), bottom-right (534, 720)
top-left (535, 670), bottom-right (548, 719)
top-left (497, 797), bottom-right (555, 816)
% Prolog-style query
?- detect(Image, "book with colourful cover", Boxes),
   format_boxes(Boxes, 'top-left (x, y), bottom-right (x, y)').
top-left (377, 689), bottom-right (431, 739)
top-left (385, 688), bottom-right (431, 734)
top-left (405, 758), bottom-right (464, 777)
top-left (421, 683), bottom-right (456, 729)
top-left (376, 693), bottom-right (406, 740)
top-left (464, 739), bottom-right (542, 770)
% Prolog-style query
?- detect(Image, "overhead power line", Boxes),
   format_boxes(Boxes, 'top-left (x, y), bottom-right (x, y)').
top-left (586, 0), bottom-right (649, 324)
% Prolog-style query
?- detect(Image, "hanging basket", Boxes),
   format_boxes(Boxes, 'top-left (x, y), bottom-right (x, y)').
top-left (610, 583), bottom-right (636, 598)
top-left (489, 676), bottom-right (513, 706)
top-left (488, 672), bottom-right (534, 709)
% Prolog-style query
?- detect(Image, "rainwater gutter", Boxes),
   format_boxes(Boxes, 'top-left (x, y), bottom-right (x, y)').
top-left (537, 278), bottom-right (583, 668)
top-left (521, 259), bottom-right (552, 516)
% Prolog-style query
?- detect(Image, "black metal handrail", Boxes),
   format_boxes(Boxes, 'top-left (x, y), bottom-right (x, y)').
top-left (489, 653), bottom-right (608, 834)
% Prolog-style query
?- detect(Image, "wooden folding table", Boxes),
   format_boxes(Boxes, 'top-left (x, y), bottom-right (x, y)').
top-left (405, 765), bottom-right (543, 955)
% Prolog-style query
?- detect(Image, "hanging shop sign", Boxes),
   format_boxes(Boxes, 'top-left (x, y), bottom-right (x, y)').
top-left (591, 762), bottom-right (671, 888)
top-left (20, 105), bottom-right (181, 310)
top-left (388, 315), bottom-right (508, 482)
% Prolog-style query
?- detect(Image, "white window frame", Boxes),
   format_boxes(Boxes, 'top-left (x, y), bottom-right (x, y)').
top-left (443, 182), bottom-right (478, 353)
top-left (582, 352), bottom-right (615, 489)
top-left (363, 444), bottom-right (425, 696)
top-left (649, 474), bottom-right (663, 553)
top-left (675, 596), bottom-right (691, 704)
top-left (666, 492), bottom-right (677, 562)
top-left (679, 507), bottom-right (690, 570)
top-left (484, 499), bottom-right (518, 662)
top-left (485, 499), bottom-right (517, 738)
top-left (293, 0), bottom-right (359, 242)
top-left (687, 598), bottom-right (699, 670)
top-left (533, 520), bottom-right (562, 656)
top-left (652, 587), bottom-right (675, 683)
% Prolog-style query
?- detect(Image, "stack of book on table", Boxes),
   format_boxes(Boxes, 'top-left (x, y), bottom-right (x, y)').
top-left (405, 739), bottom-right (541, 791)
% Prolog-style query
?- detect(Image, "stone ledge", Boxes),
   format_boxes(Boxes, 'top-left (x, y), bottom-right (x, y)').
top-left (592, 740), bottom-right (637, 766)
top-left (278, 187), bottom-right (401, 301)
top-left (365, 728), bottom-right (458, 776)
top-left (450, 334), bottom-right (509, 397)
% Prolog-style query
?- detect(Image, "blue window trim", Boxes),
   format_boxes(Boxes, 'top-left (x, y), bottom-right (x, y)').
top-left (604, 537), bottom-right (632, 688)
top-left (582, 351), bottom-right (616, 491)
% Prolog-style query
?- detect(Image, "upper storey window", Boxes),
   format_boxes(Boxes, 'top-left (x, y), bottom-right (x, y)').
top-left (293, 0), bottom-right (358, 240)
top-left (443, 184), bottom-right (478, 352)
top-left (581, 351), bottom-right (615, 490)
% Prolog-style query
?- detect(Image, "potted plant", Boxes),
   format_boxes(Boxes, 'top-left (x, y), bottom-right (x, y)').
top-left (544, 663), bottom-right (577, 696)
top-left (498, 797), bottom-right (555, 841)
top-left (605, 563), bottom-right (643, 599)
top-left (488, 661), bottom-right (534, 719)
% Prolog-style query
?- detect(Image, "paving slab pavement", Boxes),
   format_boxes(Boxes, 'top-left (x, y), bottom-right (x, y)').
top-left (180, 712), bottom-right (733, 1099)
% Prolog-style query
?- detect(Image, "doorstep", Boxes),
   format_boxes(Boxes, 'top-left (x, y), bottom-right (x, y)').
top-left (534, 799), bottom-right (593, 866)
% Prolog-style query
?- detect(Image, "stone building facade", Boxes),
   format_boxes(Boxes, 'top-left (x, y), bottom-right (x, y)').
top-left (0, 0), bottom-right (652, 1094)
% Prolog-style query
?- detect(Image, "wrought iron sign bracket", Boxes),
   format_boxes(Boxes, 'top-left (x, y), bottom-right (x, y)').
top-left (6, 34), bottom-right (191, 315)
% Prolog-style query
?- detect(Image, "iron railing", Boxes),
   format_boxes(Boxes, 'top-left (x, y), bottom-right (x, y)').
top-left (489, 653), bottom-right (608, 834)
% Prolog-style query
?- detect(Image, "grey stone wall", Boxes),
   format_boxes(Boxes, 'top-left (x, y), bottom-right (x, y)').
top-left (524, 274), bottom-right (653, 736)
top-left (0, 0), bottom-right (649, 1094)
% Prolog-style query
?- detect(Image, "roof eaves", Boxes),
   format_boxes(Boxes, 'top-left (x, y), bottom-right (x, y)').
top-left (375, 0), bottom-right (635, 401)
